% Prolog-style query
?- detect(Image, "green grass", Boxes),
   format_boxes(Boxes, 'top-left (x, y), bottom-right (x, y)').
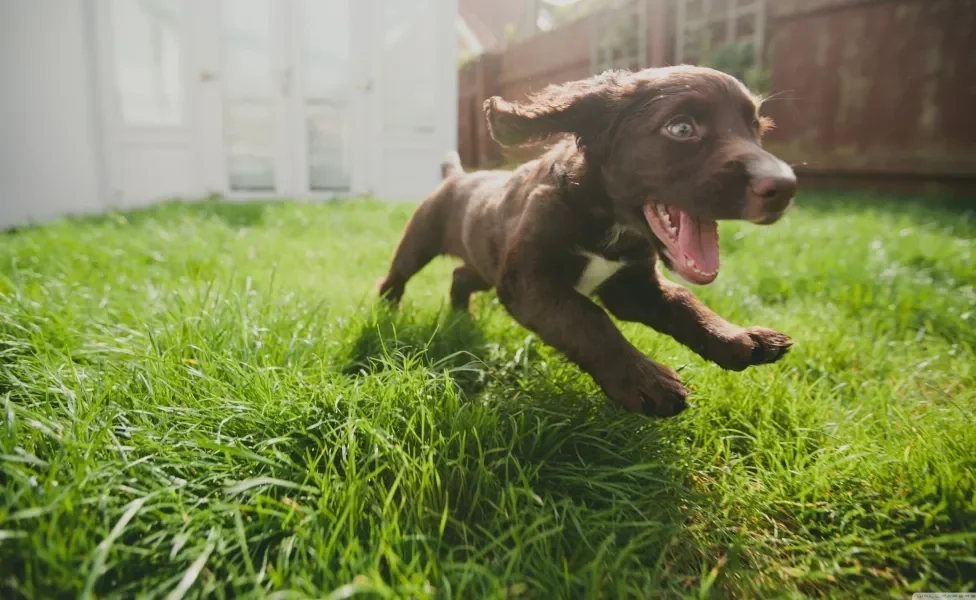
top-left (1, 193), bottom-right (974, 599)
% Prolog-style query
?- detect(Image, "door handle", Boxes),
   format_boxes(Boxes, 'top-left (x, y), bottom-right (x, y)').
top-left (279, 69), bottom-right (293, 96)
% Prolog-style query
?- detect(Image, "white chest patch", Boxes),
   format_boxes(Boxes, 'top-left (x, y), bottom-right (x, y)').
top-left (574, 252), bottom-right (626, 296)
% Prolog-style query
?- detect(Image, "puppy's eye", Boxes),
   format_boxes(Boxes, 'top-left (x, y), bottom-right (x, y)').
top-left (665, 118), bottom-right (696, 139)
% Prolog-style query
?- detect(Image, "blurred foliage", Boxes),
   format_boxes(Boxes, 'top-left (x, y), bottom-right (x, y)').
top-left (533, 0), bottom-right (611, 34)
top-left (458, 51), bottom-right (478, 70)
top-left (546, 0), bottom-right (609, 25)
top-left (700, 40), bottom-right (771, 94)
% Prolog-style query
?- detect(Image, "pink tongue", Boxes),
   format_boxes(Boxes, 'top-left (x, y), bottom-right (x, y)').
top-left (677, 212), bottom-right (719, 273)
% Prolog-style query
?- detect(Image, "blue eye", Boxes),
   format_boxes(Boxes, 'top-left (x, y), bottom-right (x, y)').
top-left (666, 118), bottom-right (696, 139)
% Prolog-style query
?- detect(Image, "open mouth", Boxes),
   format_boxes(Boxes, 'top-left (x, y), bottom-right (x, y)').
top-left (642, 202), bottom-right (720, 285)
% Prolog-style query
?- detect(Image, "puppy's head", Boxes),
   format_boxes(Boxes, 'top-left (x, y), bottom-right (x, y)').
top-left (485, 66), bottom-right (796, 285)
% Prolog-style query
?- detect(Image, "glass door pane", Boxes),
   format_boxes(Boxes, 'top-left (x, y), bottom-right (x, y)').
top-left (381, 0), bottom-right (438, 136)
top-left (302, 0), bottom-right (352, 191)
top-left (109, 0), bottom-right (184, 126)
top-left (220, 0), bottom-right (276, 191)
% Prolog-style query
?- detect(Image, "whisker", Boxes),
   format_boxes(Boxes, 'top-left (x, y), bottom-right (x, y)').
top-left (758, 90), bottom-right (800, 105)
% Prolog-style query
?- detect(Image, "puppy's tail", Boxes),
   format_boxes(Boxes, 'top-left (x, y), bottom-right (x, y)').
top-left (440, 151), bottom-right (463, 179)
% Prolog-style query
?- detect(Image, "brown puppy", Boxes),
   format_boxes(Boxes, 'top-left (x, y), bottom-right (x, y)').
top-left (378, 66), bottom-right (796, 417)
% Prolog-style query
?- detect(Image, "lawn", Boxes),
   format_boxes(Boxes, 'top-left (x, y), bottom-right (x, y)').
top-left (1, 193), bottom-right (974, 599)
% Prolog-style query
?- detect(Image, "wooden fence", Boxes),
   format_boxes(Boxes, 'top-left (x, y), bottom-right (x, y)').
top-left (458, 0), bottom-right (976, 195)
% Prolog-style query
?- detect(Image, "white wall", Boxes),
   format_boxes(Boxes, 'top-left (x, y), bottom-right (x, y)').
top-left (0, 1), bottom-right (106, 229)
top-left (0, 0), bottom-right (460, 229)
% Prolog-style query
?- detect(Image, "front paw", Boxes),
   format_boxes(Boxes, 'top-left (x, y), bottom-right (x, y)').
top-left (601, 355), bottom-right (689, 418)
top-left (745, 327), bottom-right (792, 365)
top-left (712, 326), bottom-right (792, 371)
top-left (376, 275), bottom-right (403, 306)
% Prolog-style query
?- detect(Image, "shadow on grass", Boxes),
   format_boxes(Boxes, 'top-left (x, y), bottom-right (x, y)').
top-left (439, 356), bottom-right (737, 594)
top-left (2, 197), bottom-right (270, 235)
top-left (330, 304), bottom-right (717, 593)
top-left (108, 197), bottom-right (270, 229)
top-left (336, 305), bottom-right (490, 395)
top-left (797, 191), bottom-right (976, 232)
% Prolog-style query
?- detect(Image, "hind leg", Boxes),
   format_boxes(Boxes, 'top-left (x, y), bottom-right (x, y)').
top-left (378, 198), bottom-right (445, 306)
top-left (450, 265), bottom-right (491, 312)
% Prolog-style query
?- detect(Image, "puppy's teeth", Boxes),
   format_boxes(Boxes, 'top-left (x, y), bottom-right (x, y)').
top-left (659, 210), bottom-right (675, 233)
top-left (685, 258), bottom-right (695, 268)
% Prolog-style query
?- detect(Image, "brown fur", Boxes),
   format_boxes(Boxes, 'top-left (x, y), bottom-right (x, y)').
top-left (378, 66), bottom-right (797, 418)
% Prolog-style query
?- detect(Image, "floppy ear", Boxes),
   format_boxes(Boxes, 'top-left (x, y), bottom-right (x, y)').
top-left (483, 70), bottom-right (633, 151)
top-left (758, 115), bottom-right (776, 138)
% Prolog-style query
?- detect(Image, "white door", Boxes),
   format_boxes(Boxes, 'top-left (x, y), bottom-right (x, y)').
top-left (96, 0), bottom-right (200, 208)
top-left (290, 0), bottom-right (371, 196)
top-left (211, 0), bottom-right (369, 199)
top-left (97, 0), bottom-right (455, 205)
top-left (371, 0), bottom-right (458, 201)
top-left (210, 0), bottom-right (289, 196)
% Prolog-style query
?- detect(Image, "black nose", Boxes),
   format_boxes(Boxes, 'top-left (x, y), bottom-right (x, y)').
top-left (751, 174), bottom-right (797, 210)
